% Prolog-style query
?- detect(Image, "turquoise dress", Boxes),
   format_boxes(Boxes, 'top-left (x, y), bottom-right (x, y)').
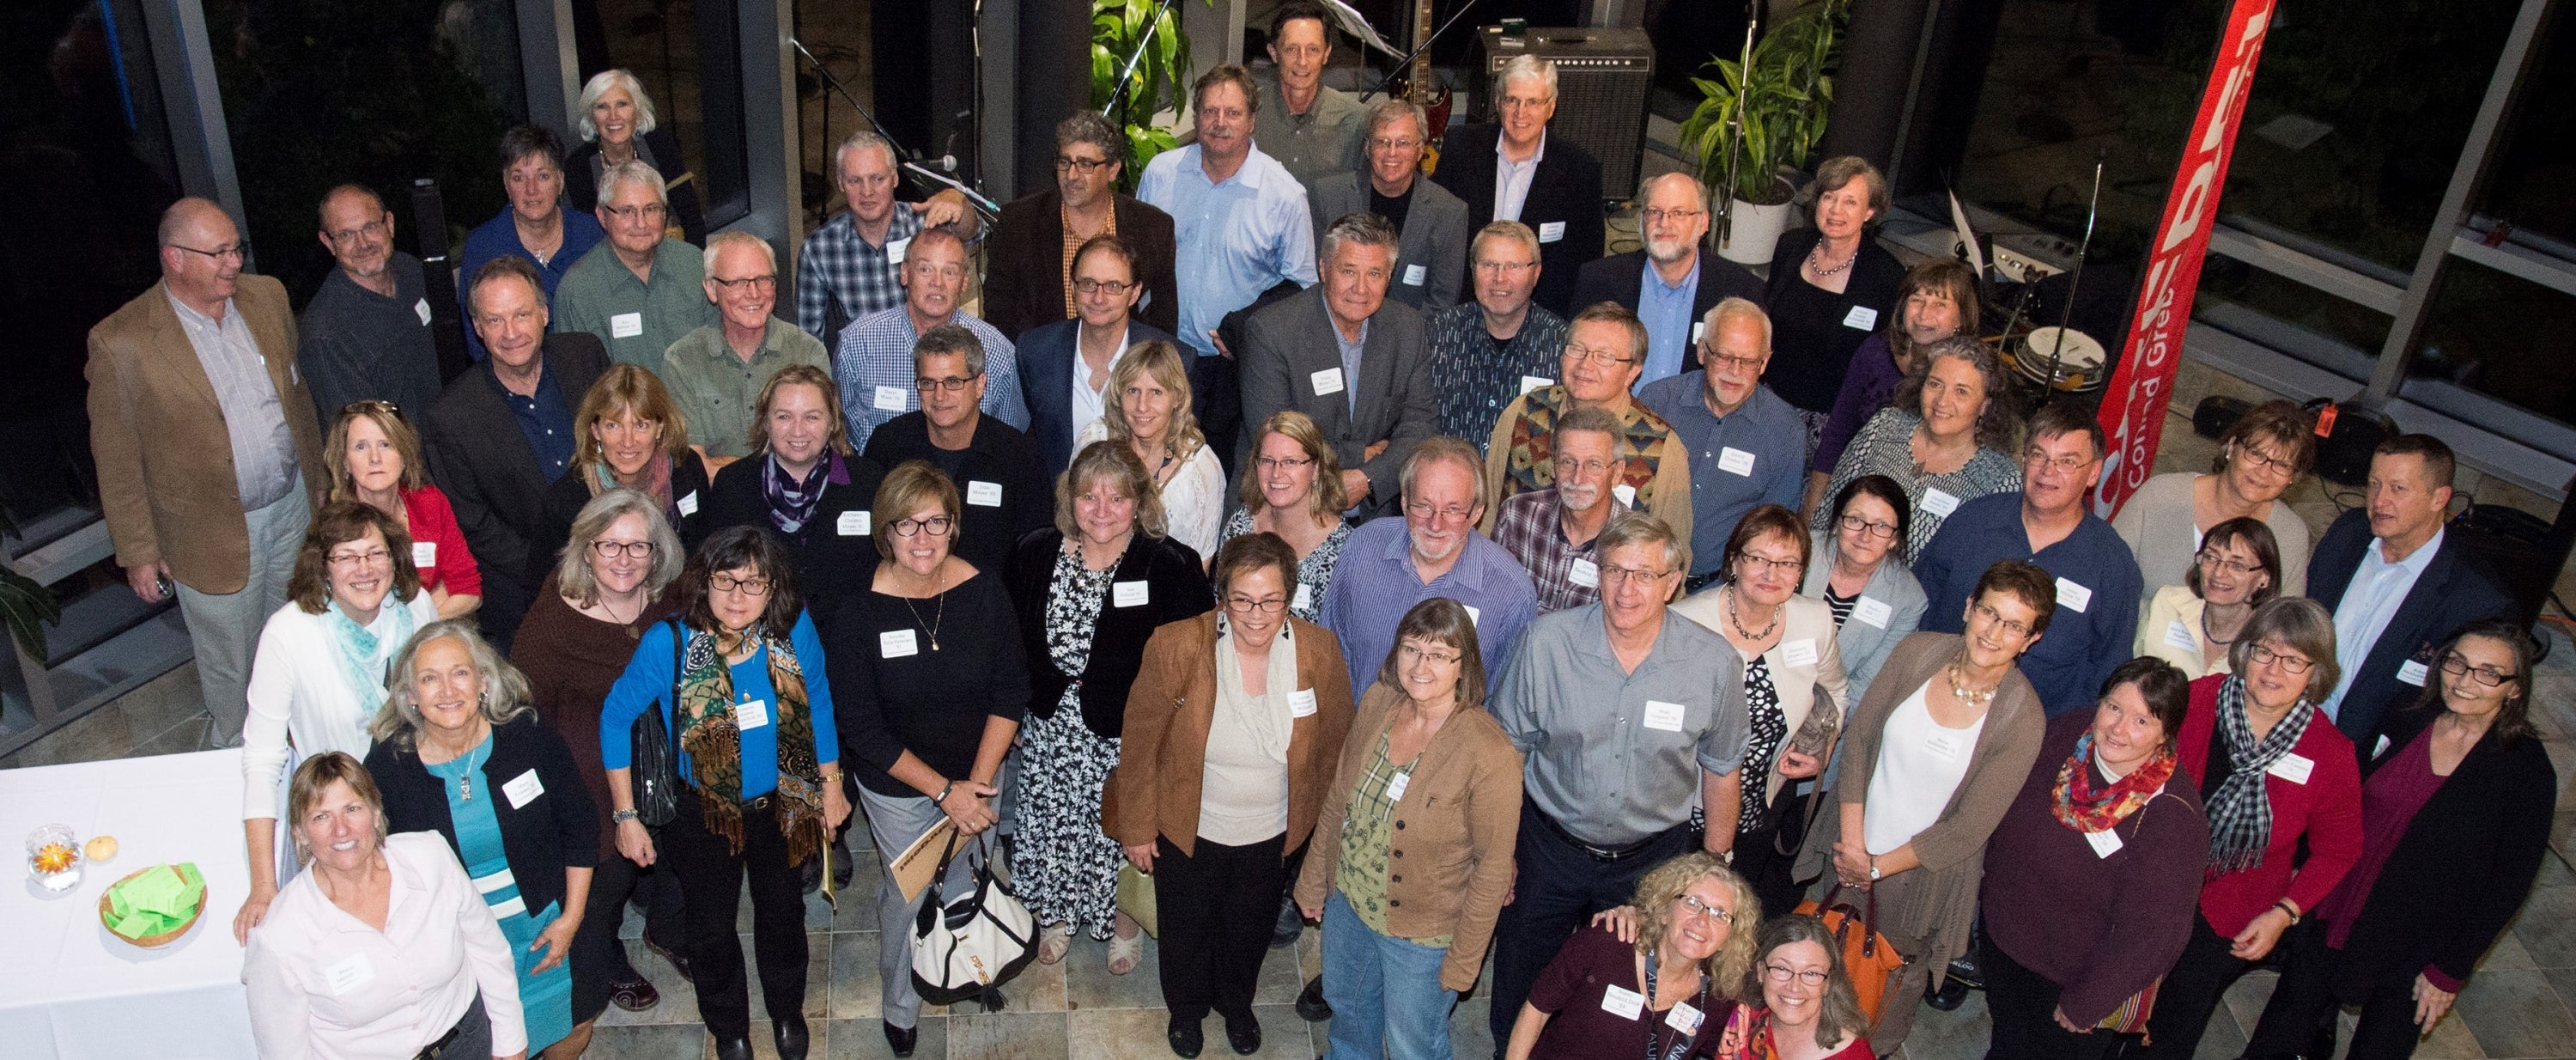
top-left (426, 734), bottom-right (574, 1052)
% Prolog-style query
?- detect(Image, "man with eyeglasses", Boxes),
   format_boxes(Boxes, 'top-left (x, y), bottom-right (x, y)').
top-left (795, 130), bottom-right (978, 345)
top-left (833, 226), bottom-right (1029, 451)
top-left (858, 326), bottom-right (1048, 576)
top-left (1431, 54), bottom-right (1604, 316)
top-left (1014, 235), bottom-right (1180, 474)
top-left (1913, 401), bottom-right (2142, 715)
top-left (658, 232), bottom-right (830, 472)
top-left (296, 184), bottom-right (442, 427)
top-left (1319, 437), bottom-right (1538, 696)
top-left (1485, 510), bottom-right (1751, 1054)
top-left (982, 111), bottom-right (1180, 341)
top-left (91, 197), bottom-right (326, 748)
top-left (1637, 298), bottom-right (1808, 591)
top-left (1428, 222), bottom-right (1571, 447)
top-left (550, 160), bottom-right (715, 368)
top-left (1240, 211), bottom-right (1434, 519)
top-left (1306, 97), bottom-right (1469, 312)
top-left (1571, 173), bottom-right (1764, 386)
top-left (1492, 406), bottom-right (1629, 612)
top-left (1479, 303), bottom-right (1692, 544)
top-left (1252, 2), bottom-right (1368, 189)
top-left (2306, 433), bottom-right (2510, 751)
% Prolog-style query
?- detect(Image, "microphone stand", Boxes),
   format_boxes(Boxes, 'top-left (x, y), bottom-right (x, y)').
top-left (1712, 13), bottom-right (1758, 247)
top-left (1361, 0), bottom-right (1481, 103)
top-left (1101, 0), bottom-right (1185, 119)
top-left (794, 38), bottom-right (905, 156)
top-left (2037, 153), bottom-right (2104, 393)
top-left (796, 36), bottom-right (998, 222)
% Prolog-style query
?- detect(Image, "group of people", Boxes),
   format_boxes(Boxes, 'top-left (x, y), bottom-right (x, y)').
top-left (79, 7), bottom-right (2560, 1060)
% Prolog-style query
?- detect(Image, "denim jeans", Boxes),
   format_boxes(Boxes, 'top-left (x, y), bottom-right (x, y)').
top-left (1322, 891), bottom-right (1458, 1060)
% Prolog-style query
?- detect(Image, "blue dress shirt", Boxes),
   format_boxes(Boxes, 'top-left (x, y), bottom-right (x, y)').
top-left (1318, 515), bottom-right (1540, 696)
top-left (1913, 491), bottom-right (2143, 716)
top-left (1636, 375), bottom-right (1808, 575)
top-left (1135, 143), bottom-right (1318, 357)
top-left (1637, 257), bottom-right (1702, 385)
top-left (487, 360), bottom-right (575, 483)
top-left (599, 613), bottom-right (839, 799)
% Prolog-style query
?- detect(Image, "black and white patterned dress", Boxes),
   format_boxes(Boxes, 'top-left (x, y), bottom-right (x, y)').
top-left (1008, 545), bottom-right (1129, 936)
top-left (1219, 509), bottom-right (1352, 622)
top-left (1736, 655), bottom-right (1786, 835)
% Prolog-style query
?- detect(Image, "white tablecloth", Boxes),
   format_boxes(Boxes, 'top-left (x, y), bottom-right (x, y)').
top-left (0, 749), bottom-right (259, 1060)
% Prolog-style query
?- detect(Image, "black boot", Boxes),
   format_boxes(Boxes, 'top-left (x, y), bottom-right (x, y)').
top-left (712, 1035), bottom-right (753, 1060)
top-left (1296, 975), bottom-right (1333, 1021)
top-left (884, 1020), bottom-right (919, 1058)
top-left (774, 1015), bottom-right (809, 1060)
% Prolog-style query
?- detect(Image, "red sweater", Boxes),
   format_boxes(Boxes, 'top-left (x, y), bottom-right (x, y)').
top-left (2175, 675), bottom-right (2365, 937)
top-left (402, 485), bottom-right (482, 597)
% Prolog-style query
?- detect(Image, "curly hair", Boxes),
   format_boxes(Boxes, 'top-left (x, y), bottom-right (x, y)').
top-left (1629, 853), bottom-right (1762, 1002)
top-left (1889, 336), bottom-right (2018, 453)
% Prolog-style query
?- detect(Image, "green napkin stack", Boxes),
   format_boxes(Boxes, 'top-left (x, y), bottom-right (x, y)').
top-left (106, 863), bottom-right (205, 940)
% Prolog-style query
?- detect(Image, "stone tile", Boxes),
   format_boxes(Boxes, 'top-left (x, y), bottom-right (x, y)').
top-left (2555, 813), bottom-right (2576, 867)
top-left (586, 1020), bottom-right (714, 1059)
top-left (4, 701), bottom-right (137, 768)
top-left (2488, 933), bottom-right (2543, 972)
top-left (744, 932), bottom-right (835, 1020)
top-left (2511, 886), bottom-right (2576, 969)
top-left (1254, 935), bottom-right (1307, 1005)
top-left (601, 937), bottom-right (705, 1026)
top-left (2192, 997), bottom-right (2249, 1060)
top-left (2222, 969), bottom-right (2278, 1038)
top-left (1449, 992), bottom-right (1495, 1060)
top-left (126, 716), bottom-right (207, 758)
top-left (1066, 1008), bottom-right (1183, 1060)
top-left (823, 1014), bottom-right (948, 1060)
top-left (831, 931), bottom-right (890, 1020)
top-left (2545, 740), bottom-right (2576, 813)
top-left (1063, 934), bottom-right (1164, 1011)
top-left (998, 949), bottom-right (1072, 1014)
top-left (947, 1010), bottom-right (1070, 1060)
top-left (114, 664), bottom-right (206, 738)
top-left (2417, 1011), bottom-right (2489, 1060)
top-left (2453, 969), bottom-right (2576, 1058)
top-left (1899, 986), bottom-right (1990, 1060)
top-left (2537, 851), bottom-right (2576, 892)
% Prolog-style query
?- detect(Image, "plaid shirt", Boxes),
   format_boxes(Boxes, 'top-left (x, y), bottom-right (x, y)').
top-left (1426, 302), bottom-right (1569, 451)
top-left (1493, 488), bottom-right (1606, 613)
top-left (831, 306), bottom-right (1030, 451)
top-left (795, 204), bottom-right (924, 344)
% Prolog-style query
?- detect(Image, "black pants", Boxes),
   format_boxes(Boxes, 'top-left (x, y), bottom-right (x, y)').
top-left (1982, 933), bottom-right (2123, 1060)
top-left (2245, 919), bottom-right (2427, 1060)
top-left (2132, 912), bottom-right (2255, 1060)
top-left (665, 789), bottom-right (811, 1039)
top-left (570, 841), bottom-right (689, 1022)
top-left (1736, 785), bottom-right (1817, 918)
top-left (1187, 352), bottom-right (1242, 481)
top-left (1487, 805), bottom-right (1694, 1051)
top-left (1154, 832), bottom-right (1289, 1023)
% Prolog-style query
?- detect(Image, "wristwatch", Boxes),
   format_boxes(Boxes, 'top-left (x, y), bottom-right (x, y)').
top-left (612, 809), bottom-right (641, 824)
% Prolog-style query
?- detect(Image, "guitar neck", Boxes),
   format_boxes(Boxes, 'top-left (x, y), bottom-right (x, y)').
top-left (1410, 0), bottom-right (1436, 99)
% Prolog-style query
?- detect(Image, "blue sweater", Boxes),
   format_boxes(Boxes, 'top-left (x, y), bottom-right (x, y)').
top-left (1914, 491), bottom-right (2142, 716)
top-left (599, 612), bottom-right (837, 798)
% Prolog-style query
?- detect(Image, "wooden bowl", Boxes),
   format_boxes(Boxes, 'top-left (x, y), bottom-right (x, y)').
top-left (98, 865), bottom-right (207, 948)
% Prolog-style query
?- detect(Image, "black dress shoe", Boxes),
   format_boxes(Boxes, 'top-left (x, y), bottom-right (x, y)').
top-left (1168, 1014), bottom-right (1206, 1058)
top-left (1224, 1013), bottom-right (1262, 1056)
top-left (645, 939), bottom-right (694, 982)
top-left (1944, 953), bottom-right (1984, 990)
top-left (713, 1036), bottom-right (753, 1060)
top-left (1925, 975), bottom-right (1971, 1011)
top-left (774, 1015), bottom-right (810, 1060)
top-left (831, 832), bottom-right (856, 888)
top-left (1296, 975), bottom-right (1333, 1021)
top-left (884, 1020), bottom-right (919, 1057)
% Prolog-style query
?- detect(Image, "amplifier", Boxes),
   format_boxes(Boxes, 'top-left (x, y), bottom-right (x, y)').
top-left (1472, 25), bottom-right (1654, 198)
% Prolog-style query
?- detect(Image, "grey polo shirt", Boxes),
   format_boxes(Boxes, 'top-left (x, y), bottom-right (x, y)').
top-left (1254, 74), bottom-right (1366, 190)
top-left (1491, 601), bottom-right (1748, 846)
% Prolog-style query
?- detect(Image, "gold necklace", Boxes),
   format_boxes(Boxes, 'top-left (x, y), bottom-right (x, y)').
top-left (1947, 658), bottom-right (2002, 705)
top-left (902, 590), bottom-right (947, 652)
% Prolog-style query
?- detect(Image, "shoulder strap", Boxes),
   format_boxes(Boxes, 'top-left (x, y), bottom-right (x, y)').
top-left (667, 618), bottom-right (688, 757)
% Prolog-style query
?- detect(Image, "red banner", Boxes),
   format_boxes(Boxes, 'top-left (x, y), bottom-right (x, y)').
top-left (2093, 0), bottom-right (2280, 518)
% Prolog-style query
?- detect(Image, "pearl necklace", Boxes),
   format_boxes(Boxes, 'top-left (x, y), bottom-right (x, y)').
top-left (1807, 241), bottom-right (1857, 279)
top-left (1947, 660), bottom-right (2002, 705)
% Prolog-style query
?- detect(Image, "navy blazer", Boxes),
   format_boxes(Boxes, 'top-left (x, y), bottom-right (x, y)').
top-left (1014, 318), bottom-right (1181, 475)
top-left (1005, 529), bottom-right (1213, 738)
top-left (1428, 123), bottom-right (1605, 316)
top-left (2306, 509), bottom-right (2512, 751)
top-left (1569, 249), bottom-right (1765, 374)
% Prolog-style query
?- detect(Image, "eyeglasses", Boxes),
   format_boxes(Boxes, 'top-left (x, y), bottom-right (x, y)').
top-left (1498, 94), bottom-right (1552, 113)
top-left (708, 274), bottom-right (778, 291)
top-left (1698, 348), bottom-right (1766, 375)
top-left (601, 203), bottom-right (668, 222)
top-left (2195, 551), bottom-right (2261, 576)
top-left (1643, 208), bottom-right (1707, 226)
top-left (1473, 259), bottom-right (1539, 275)
top-left (326, 546), bottom-right (392, 568)
top-left (325, 217), bottom-right (389, 246)
top-left (1368, 137), bottom-right (1424, 153)
top-left (1225, 594), bottom-right (1289, 613)
top-left (1072, 277), bottom-right (1135, 295)
top-left (1255, 454), bottom-right (1315, 472)
top-left (171, 239), bottom-right (251, 262)
top-left (915, 375), bottom-right (981, 393)
top-left (1405, 500), bottom-right (1476, 524)
top-left (1054, 155), bottom-right (1115, 174)
top-left (591, 539), bottom-right (655, 560)
top-left (1969, 601), bottom-right (2033, 639)
top-left (2248, 643), bottom-right (2314, 674)
top-left (1762, 964), bottom-right (1829, 986)
top-left (1601, 564), bottom-right (1674, 584)
top-left (1735, 552), bottom-right (1805, 577)
top-left (1674, 893), bottom-right (1734, 923)
top-left (891, 515), bottom-right (955, 537)
top-left (709, 573), bottom-right (772, 595)
top-left (2439, 652), bottom-right (2513, 687)
top-left (1564, 344), bottom-right (1637, 369)
top-left (1551, 456), bottom-right (1616, 477)
top-left (2022, 448), bottom-right (2099, 473)
top-left (1397, 643), bottom-right (1463, 667)
top-left (1838, 514), bottom-right (1899, 540)
top-left (2230, 442), bottom-right (2296, 477)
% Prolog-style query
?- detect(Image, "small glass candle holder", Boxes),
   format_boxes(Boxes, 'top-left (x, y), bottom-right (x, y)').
top-left (27, 824), bottom-right (82, 893)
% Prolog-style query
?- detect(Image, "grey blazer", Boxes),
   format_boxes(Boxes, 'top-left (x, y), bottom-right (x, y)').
top-left (1800, 530), bottom-right (1929, 722)
top-left (1307, 173), bottom-right (1471, 313)
top-left (1237, 285), bottom-right (1435, 519)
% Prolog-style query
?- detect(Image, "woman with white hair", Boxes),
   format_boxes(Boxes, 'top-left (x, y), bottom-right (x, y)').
top-left (564, 69), bottom-right (705, 244)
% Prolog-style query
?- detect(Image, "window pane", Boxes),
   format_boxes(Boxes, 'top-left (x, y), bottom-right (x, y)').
top-left (2479, 3), bottom-right (2576, 245)
top-left (2194, 252), bottom-right (2392, 366)
top-left (2413, 258), bottom-right (2576, 428)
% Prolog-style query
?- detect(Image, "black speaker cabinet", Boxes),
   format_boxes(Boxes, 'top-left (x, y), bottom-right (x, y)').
top-left (1472, 26), bottom-right (1654, 198)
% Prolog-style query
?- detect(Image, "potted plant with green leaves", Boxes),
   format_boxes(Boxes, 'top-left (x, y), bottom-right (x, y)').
top-left (1091, 0), bottom-right (1211, 192)
top-left (1679, 0), bottom-right (1849, 265)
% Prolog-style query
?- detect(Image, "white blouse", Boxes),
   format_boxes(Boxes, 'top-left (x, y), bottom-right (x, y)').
top-left (1862, 680), bottom-right (1987, 856)
top-left (1075, 420), bottom-right (1228, 560)
top-left (243, 832), bottom-right (526, 1060)
top-left (240, 593), bottom-right (442, 819)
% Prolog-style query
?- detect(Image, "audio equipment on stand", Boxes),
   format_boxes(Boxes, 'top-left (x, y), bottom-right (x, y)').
top-left (1471, 26), bottom-right (1653, 196)
top-left (406, 178), bottom-right (471, 385)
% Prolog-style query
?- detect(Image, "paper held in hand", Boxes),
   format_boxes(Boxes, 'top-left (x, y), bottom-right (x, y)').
top-left (890, 818), bottom-right (961, 903)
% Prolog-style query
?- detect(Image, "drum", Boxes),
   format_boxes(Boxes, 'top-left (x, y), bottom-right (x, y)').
top-left (2002, 326), bottom-right (2109, 393)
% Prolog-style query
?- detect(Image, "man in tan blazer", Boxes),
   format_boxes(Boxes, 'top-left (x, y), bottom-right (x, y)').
top-left (88, 198), bottom-right (326, 747)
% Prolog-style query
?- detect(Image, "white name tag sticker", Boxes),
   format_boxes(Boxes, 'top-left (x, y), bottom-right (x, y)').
top-left (967, 480), bottom-right (1005, 507)
top-left (1642, 699), bottom-right (1687, 733)
top-left (1613, 483), bottom-right (1638, 508)
top-left (1293, 583), bottom-right (1314, 612)
top-left (1113, 580), bottom-right (1150, 607)
top-left (1403, 264), bottom-right (1427, 286)
top-left (1692, 321), bottom-right (1705, 345)
top-left (413, 541), bottom-right (437, 568)
top-left (1570, 557), bottom-right (1600, 588)
top-left (880, 629), bottom-right (920, 658)
top-left (1465, 605), bottom-right (1482, 626)
top-left (415, 298), bottom-right (433, 326)
top-left (1843, 305), bottom-right (1880, 331)
top-left (1919, 488), bottom-right (1960, 518)
top-left (1717, 447), bottom-right (1757, 478)
top-left (1520, 375), bottom-right (1553, 395)
top-left (2267, 752), bottom-right (2316, 785)
top-left (1386, 771), bottom-right (1411, 801)
top-left (1310, 367), bottom-right (1346, 397)
top-left (1600, 984), bottom-right (1645, 1020)
top-left (838, 510), bottom-right (872, 536)
top-left (1924, 732), bottom-right (1965, 761)
top-left (1852, 596), bottom-right (1893, 629)
top-left (1781, 638), bottom-right (1820, 667)
top-left (1667, 1001), bottom-right (1705, 1036)
top-left (610, 312), bottom-right (644, 338)
top-left (872, 385), bottom-right (908, 411)
top-left (1288, 688), bottom-right (1319, 718)
top-left (2054, 577), bottom-right (2092, 613)
top-left (885, 236), bottom-right (910, 265)
top-left (677, 490), bottom-right (698, 516)
top-left (1539, 221), bottom-right (1567, 244)
top-left (734, 698), bottom-right (770, 730)
top-left (502, 769), bottom-right (544, 809)
top-left (2373, 734), bottom-right (2391, 758)
top-left (323, 953), bottom-right (376, 996)
top-left (2397, 660), bottom-right (2429, 686)
top-left (2085, 826), bottom-right (2124, 858)
top-left (2165, 619), bottom-right (2198, 651)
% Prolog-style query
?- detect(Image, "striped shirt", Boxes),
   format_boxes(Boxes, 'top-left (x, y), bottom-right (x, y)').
top-left (166, 289), bottom-right (297, 509)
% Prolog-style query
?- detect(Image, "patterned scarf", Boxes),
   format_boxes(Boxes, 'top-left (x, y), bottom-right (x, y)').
top-left (592, 453), bottom-right (676, 523)
top-left (2050, 732), bottom-right (2178, 834)
top-left (325, 595), bottom-right (416, 716)
top-left (761, 450), bottom-right (847, 537)
top-left (2205, 676), bottom-right (2314, 874)
top-left (673, 624), bottom-right (826, 863)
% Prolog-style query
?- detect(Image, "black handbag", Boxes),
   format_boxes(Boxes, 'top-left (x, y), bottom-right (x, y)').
top-left (629, 618), bottom-right (686, 827)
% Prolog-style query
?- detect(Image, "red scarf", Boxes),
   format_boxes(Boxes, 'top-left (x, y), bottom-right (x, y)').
top-left (2050, 732), bottom-right (2176, 833)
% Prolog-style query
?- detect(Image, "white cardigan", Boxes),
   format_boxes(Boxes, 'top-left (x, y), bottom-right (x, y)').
top-left (1670, 591), bottom-right (1851, 805)
top-left (240, 592), bottom-right (441, 819)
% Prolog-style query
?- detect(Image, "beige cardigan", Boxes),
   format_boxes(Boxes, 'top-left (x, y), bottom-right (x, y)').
top-left (1670, 589), bottom-right (1850, 806)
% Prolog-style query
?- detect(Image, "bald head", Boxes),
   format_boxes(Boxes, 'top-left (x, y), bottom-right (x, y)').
top-left (158, 198), bottom-right (244, 313)
top-left (318, 185), bottom-right (395, 282)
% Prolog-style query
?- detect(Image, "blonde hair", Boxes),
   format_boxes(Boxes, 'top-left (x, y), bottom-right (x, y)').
top-left (1631, 854), bottom-right (1761, 1002)
top-left (554, 487), bottom-right (685, 606)
top-left (1100, 340), bottom-right (1207, 461)
top-left (325, 402), bottom-right (426, 501)
top-left (285, 752), bottom-right (387, 866)
top-left (1236, 410), bottom-right (1347, 519)
top-left (746, 364), bottom-right (854, 458)
top-left (1056, 441), bottom-right (1170, 541)
top-left (872, 461), bottom-right (964, 561)
top-left (573, 364), bottom-right (693, 470)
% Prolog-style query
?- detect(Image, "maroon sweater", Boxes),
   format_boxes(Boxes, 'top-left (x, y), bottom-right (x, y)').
top-left (1981, 711), bottom-right (2211, 1024)
top-left (511, 573), bottom-right (676, 859)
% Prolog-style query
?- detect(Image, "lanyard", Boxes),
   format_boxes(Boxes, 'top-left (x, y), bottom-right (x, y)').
top-left (1641, 950), bottom-right (1707, 1060)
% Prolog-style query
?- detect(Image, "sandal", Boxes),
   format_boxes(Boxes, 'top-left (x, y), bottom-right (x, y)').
top-left (1037, 923), bottom-right (1074, 966)
top-left (1107, 927), bottom-right (1145, 976)
top-left (608, 974), bottom-right (660, 1012)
